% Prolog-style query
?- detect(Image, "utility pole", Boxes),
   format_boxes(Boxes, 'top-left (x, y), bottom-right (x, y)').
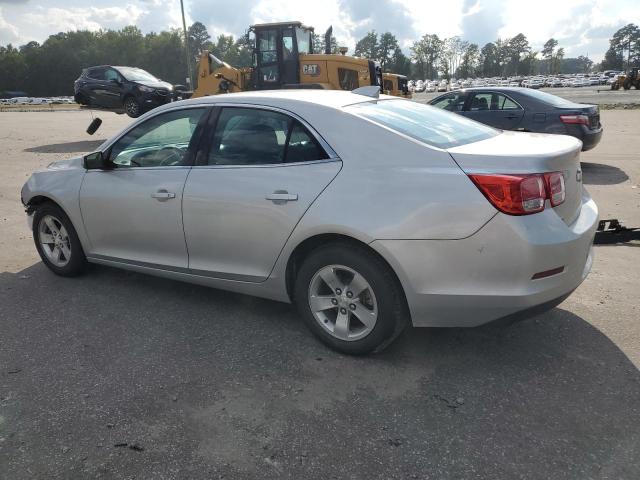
top-left (180, 0), bottom-right (193, 88)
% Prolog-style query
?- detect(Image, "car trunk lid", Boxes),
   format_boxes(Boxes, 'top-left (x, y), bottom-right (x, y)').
top-left (447, 131), bottom-right (583, 225)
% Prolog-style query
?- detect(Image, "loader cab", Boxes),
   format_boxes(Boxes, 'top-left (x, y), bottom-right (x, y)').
top-left (250, 21), bottom-right (314, 90)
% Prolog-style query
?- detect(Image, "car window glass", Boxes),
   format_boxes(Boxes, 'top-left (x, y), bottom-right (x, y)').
top-left (104, 69), bottom-right (119, 82)
top-left (209, 108), bottom-right (289, 165)
top-left (207, 108), bottom-right (328, 166)
top-left (431, 93), bottom-right (465, 112)
top-left (286, 122), bottom-right (328, 163)
top-left (346, 99), bottom-right (498, 149)
top-left (469, 93), bottom-right (491, 111)
top-left (109, 108), bottom-right (205, 168)
top-left (500, 95), bottom-right (521, 110)
top-left (88, 67), bottom-right (106, 81)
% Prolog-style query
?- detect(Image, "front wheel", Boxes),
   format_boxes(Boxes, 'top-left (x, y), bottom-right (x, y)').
top-left (33, 203), bottom-right (87, 276)
top-left (294, 243), bottom-right (408, 355)
top-left (124, 96), bottom-right (141, 118)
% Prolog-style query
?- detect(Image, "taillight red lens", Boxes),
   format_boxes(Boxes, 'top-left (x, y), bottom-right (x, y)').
top-left (544, 171), bottom-right (565, 206)
top-left (560, 114), bottom-right (589, 125)
top-left (469, 171), bottom-right (565, 215)
top-left (468, 174), bottom-right (546, 215)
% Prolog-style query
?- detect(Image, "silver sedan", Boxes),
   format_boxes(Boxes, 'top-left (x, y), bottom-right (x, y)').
top-left (21, 90), bottom-right (598, 354)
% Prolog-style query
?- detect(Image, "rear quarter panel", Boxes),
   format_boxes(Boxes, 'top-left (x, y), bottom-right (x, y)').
top-left (280, 105), bottom-right (497, 243)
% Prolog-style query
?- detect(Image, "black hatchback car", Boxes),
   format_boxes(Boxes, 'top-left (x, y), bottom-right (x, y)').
top-left (74, 66), bottom-right (174, 118)
top-left (428, 87), bottom-right (602, 151)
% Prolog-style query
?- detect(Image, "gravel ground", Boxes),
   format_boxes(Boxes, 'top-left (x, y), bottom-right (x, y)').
top-left (0, 109), bottom-right (639, 479)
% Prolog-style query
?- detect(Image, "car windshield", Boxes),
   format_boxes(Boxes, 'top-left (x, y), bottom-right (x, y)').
top-left (521, 88), bottom-right (577, 107)
top-left (117, 67), bottom-right (159, 82)
top-left (346, 99), bottom-right (498, 149)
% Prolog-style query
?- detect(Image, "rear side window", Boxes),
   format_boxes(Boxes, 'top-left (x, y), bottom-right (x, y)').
top-left (206, 107), bottom-right (328, 165)
top-left (346, 100), bottom-right (498, 149)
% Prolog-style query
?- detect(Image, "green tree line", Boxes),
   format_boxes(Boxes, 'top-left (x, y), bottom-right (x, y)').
top-left (1, 21), bottom-right (638, 95)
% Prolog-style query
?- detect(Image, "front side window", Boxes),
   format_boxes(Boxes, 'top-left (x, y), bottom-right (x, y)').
top-left (109, 108), bottom-right (205, 167)
top-left (338, 68), bottom-right (359, 90)
top-left (87, 67), bottom-right (106, 81)
top-left (206, 107), bottom-right (327, 166)
top-left (431, 93), bottom-right (466, 112)
top-left (104, 69), bottom-right (120, 82)
top-left (346, 100), bottom-right (498, 149)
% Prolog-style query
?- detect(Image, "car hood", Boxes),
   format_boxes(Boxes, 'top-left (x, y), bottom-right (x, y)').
top-left (46, 156), bottom-right (84, 171)
top-left (135, 80), bottom-right (173, 90)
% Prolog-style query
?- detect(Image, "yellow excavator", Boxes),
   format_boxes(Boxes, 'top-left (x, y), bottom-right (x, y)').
top-left (192, 22), bottom-right (410, 99)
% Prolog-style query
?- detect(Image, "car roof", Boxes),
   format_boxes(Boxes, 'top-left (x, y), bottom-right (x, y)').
top-left (169, 89), bottom-right (391, 111)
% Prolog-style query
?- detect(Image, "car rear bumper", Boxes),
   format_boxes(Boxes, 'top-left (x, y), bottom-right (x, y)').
top-left (566, 124), bottom-right (603, 151)
top-left (371, 192), bottom-right (598, 328)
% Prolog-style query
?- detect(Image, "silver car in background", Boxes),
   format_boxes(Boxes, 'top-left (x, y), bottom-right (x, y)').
top-left (21, 90), bottom-right (598, 354)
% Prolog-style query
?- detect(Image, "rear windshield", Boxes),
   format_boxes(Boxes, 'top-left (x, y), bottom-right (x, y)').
top-left (346, 99), bottom-right (498, 149)
top-left (520, 88), bottom-right (577, 107)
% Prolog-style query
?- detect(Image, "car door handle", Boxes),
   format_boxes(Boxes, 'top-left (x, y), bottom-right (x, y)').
top-left (266, 191), bottom-right (298, 203)
top-left (151, 190), bottom-right (176, 200)
top-left (505, 114), bottom-right (519, 119)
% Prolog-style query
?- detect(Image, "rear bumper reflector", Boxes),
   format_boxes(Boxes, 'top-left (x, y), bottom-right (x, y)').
top-left (531, 266), bottom-right (565, 280)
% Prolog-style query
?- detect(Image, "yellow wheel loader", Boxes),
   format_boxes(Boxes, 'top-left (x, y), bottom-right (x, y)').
top-left (192, 22), bottom-right (410, 99)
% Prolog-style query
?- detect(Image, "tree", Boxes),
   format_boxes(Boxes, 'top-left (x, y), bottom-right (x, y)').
top-left (410, 34), bottom-right (443, 79)
top-left (610, 23), bottom-right (640, 70)
top-left (553, 47), bottom-right (565, 75)
top-left (354, 31), bottom-right (378, 60)
top-left (506, 33), bottom-right (530, 75)
top-left (377, 32), bottom-right (401, 70)
top-left (313, 32), bottom-right (338, 54)
top-left (188, 21), bottom-right (211, 56)
top-left (457, 43), bottom-right (479, 78)
top-left (542, 38), bottom-right (558, 73)
top-left (480, 42), bottom-right (499, 77)
top-left (388, 47), bottom-right (411, 76)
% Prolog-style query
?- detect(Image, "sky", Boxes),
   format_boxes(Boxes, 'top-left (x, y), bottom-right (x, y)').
top-left (0, 0), bottom-right (638, 62)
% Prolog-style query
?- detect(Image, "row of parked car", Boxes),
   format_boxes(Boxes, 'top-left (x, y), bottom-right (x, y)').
top-left (410, 71), bottom-right (623, 93)
top-left (0, 96), bottom-right (75, 105)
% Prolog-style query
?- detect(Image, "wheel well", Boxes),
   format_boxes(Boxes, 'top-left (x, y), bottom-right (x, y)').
top-left (25, 195), bottom-right (57, 213)
top-left (285, 233), bottom-right (408, 309)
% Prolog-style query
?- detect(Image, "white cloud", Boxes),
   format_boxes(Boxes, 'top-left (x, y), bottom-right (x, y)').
top-left (0, 6), bottom-right (20, 44)
top-left (0, 0), bottom-right (638, 62)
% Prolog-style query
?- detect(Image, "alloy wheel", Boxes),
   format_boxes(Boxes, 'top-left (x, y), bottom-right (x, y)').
top-left (125, 97), bottom-right (139, 117)
top-left (38, 215), bottom-right (72, 267)
top-left (308, 264), bottom-right (378, 341)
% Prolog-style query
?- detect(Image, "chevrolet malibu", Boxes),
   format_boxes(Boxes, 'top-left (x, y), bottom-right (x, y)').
top-left (21, 90), bottom-right (598, 354)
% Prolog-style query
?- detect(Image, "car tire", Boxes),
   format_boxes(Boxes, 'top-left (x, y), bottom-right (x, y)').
top-left (124, 96), bottom-right (141, 118)
top-left (294, 242), bottom-right (408, 355)
top-left (33, 202), bottom-right (87, 277)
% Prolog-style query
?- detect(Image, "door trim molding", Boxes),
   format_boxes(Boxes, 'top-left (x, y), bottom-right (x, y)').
top-left (87, 254), bottom-right (264, 283)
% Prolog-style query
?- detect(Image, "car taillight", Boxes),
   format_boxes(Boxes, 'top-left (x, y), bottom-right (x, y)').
top-left (560, 114), bottom-right (589, 126)
top-left (544, 171), bottom-right (565, 207)
top-left (468, 172), bottom-right (565, 215)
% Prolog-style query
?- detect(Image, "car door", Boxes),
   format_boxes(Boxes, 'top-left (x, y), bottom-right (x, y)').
top-left (463, 91), bottom-right (524, 130)
top-left (182, 105), bottom-right (341, 282)
top-left (80, 107), bottom-right (208, 268)
top-left (101, 67), bottom-right (125, 108)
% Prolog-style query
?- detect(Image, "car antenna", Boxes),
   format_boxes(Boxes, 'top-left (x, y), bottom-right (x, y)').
top-left (352, 86), bottom-right (380, 99)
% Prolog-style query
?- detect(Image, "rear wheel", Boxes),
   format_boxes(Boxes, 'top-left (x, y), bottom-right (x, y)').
top-left (124, 96), bottom-right (141, 118)
top-left (294, 243), bottom-right (408, 355)
top-left (33, 203), bottom-right (87, 277)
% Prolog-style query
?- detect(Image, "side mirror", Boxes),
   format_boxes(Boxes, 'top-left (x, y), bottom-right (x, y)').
top-left (84, 151), bottom-right (113, 170)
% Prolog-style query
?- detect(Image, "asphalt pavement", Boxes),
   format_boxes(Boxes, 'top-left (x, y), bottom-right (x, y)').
top-left (0, 109), bottom-right (639, 479)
